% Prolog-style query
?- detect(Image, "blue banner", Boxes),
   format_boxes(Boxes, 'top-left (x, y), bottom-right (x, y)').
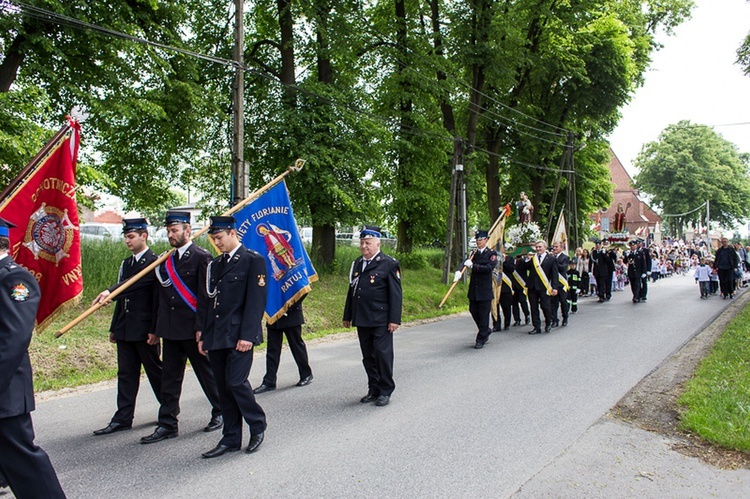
top-left (234, 180), bottom-right (317, 324)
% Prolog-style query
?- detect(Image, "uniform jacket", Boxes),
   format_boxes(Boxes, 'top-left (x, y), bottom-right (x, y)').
top-left (554, 252), bottom-right (570, 290)
top-left (154, 242), bottom-right (211, 340)
top-left (467, 247), bottom-right (498, 302)
top-left (626, 249), bottom-right (647, 278)
top-left (108, 249), bottom-right (158, 342)
top-left (0, 256), bottom-right (39, 418)
top-left (590, 248), bottom-right (614, 278)
top-left (202, 245), bottom-right (267, 350)
top-left (343, 252), bottom-right (402, 327)
top-left (517, 252), bottom-right (559, 294)
top-left (267, 294), bottom-right (305, 331)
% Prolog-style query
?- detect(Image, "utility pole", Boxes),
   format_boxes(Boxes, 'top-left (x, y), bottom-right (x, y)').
top-left (442, 138), bottom-right (464, 284)
top-left (231, 0), bottom-right (246, 205)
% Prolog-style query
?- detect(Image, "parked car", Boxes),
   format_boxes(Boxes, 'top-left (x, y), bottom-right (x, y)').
top-left (79, 223), bottom-right (121, 241)
top-left (351, 227), bottom-right (397, 249)
top-left (298, 226), bottom-right (313, 245)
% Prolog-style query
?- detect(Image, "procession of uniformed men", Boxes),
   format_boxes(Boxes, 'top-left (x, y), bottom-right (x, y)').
top-left (3, 207), bottom-right (653, 496)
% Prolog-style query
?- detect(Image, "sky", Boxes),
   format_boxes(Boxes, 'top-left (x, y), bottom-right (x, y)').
top-left (608, 0), bottom-right (750, 177)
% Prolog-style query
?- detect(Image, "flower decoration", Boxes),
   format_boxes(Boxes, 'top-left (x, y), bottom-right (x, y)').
top-left (506, 222), bottom-right (542, 245)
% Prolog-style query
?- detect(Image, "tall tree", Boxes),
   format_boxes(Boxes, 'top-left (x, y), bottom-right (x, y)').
top-left (634, 121), bottom-right (750, 232)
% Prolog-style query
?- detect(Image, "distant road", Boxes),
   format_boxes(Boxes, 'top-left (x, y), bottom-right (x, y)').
top-left (27, 275), bottom-right (735, 497)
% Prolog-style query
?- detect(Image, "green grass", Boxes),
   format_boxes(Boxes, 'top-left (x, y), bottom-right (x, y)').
top-left (677, 303), bottom-right (750, 453)
top-left (32, 240), bottom-right (468, 391)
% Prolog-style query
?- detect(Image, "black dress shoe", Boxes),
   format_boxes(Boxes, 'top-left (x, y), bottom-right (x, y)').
top-left (93, 422), bottom-right (132, 436)
top-left (492, 325), bottom-right (502, 332)
top-left (525, 318), bottom-right (531, 325)
top-left (253, 384), bottom-right (276, 394)
top-left (375, 395), bottom-right (390, 406)
top-left (296, 375), bottom-right (314, 387)
top-left (474, 341), bottom-right (484, 349)
top-left (561, 318), bottom-right (568, 327)
top-left (632, 298), bottom-right (640, 303)
top-left (544, 324), bottom-right (551, 333)
top-left (204, 415), bottom-right (223, 432)
top-left (527, 329), bottom-right (541, 335)
top-left (202, 444), bottom-right (240, 459)
top-left (551, 321), bottom-right (559, 328)
top-left (504, 324), bottom-right (511, 331)
top-left (513, 321), bottom-right (521, 327)
top-left (360, 392), bottom-right (378, 403)
top-left (140, 426), bottom-right (178, 444)
top-left (246, 432), bottom-right (264, 453)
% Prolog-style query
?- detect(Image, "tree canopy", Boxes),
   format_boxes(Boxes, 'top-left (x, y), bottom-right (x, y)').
top-left (1, 0), bottom-right (696, 263)
top-left (634, 120), bottom-right (750, 233)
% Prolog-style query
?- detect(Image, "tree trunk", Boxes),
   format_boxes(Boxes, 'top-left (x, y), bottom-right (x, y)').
top-left (277, 0), bottom-right (297, 108)
top-left (0, 32), bottom-right (27, 92)
top-left (394, 0), bottom-right (414, 253)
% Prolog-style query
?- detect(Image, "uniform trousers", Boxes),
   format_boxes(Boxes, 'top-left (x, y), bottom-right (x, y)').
top-left (208, 348), bottom-right (266, 448)
top-left (629, 274), bottom-right (642, 300)
top-left (0, 414), bottom-right (65, 499)
top-left (262, 325), bottom-right (312, 387)
top-left (113, 340), bottom-right (162, 425)
top-left (594, 275), bottom-right (608, 300)
top-left (527, 288), bottom-right (552, 329)
top-left (553, 289), bottom-right (569, 322)
top-left (492, 293), bottom-right (513, 329)
top-left (469, 299), bottom-right (492, 344)
top-left (158, 338), bottom-right (221, 430)
top-left (356, 326), bottom-right (395, 396)
top-left (640, 275), bottom-right (650, 299)
top-left (512, 292), bottom-right (530, 322)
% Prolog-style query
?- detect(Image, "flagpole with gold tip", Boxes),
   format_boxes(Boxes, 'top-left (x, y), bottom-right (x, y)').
top-left (55, 159), bottom-right (305, 338)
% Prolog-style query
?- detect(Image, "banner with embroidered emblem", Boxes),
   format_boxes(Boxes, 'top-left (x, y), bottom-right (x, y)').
top-left (0, 117), bottom-right (82, 331)
top-left (232, 180), bottom-right (318, 324)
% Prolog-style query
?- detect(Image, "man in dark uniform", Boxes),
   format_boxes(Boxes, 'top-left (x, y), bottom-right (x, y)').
top-left (590, 239), bottom-right (612, 303)
top-left (516, 240), bottom-right (558, 334)
top-left (713, 236), bottom-right (739, 299)
top-left (93, 218), bottom-right (162, 436)
top-left (343, 226), bottom-right (402, 407)
top-left (463, 230), bottom-right (497, 348)
top-left (0, 218), bottom-right (66, 498)
top-left (638, 239), bottom-right (653, 301)
top-left (625, 240), bottom-right (645, 303)
top-left (199, 216), bottom-right (267, 458)
top-left (141, 211), bottom-right (222, 444)
top-left (511, 255), bottom-right (531, 326)
top-left (551, 242), bottom-right (570, 327)
top-left (254, 294), bottom-right (313, 394)
top-left (492, 254), bottom-right (514, 332)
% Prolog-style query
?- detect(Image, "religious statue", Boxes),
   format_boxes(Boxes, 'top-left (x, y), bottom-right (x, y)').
top-left (612, 202), bottom-right (631, 233)
top-left (516, 192), bottom-right (533, 224)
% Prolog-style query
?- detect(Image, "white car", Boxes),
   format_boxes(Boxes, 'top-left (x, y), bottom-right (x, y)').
top-left (79, 223), bottom-right (122, 241)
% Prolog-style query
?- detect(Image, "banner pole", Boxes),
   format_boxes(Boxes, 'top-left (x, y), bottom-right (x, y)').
top-left (55, 159), bottom-right (305, 338)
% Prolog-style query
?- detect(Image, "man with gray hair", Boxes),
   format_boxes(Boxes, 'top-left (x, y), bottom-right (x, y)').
top-left (343, 226), bottom-right (402, 407)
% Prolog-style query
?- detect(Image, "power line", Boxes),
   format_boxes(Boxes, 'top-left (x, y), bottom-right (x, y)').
top-left (660, 202), bottom-right (708, 218)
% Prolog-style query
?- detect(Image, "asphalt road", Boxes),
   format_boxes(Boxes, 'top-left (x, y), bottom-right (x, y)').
top-left (17, 275), bottom-right (745, 497)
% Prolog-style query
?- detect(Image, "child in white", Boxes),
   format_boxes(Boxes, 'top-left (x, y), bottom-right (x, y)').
top-left (694, 257), bottom-right (712, 299)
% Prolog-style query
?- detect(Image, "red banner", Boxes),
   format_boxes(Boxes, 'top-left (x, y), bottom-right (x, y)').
top-left (0, 118), bottom-right (82, 330)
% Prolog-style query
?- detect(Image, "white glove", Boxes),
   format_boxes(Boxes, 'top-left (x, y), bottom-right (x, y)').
top-left (646, 271), bottom-right (651, 276)
top-left (464, 259), bottom-right (473, 268)
top-left (641, 273), bottom-right (646, 278)
top-left (453, 270), bottom-right (462, 282)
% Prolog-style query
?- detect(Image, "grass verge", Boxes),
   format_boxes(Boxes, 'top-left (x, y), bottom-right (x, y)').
top-left (677, 301), bottom-right (750, 453)
top-left (32, 247), bottom-right (468, 392)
